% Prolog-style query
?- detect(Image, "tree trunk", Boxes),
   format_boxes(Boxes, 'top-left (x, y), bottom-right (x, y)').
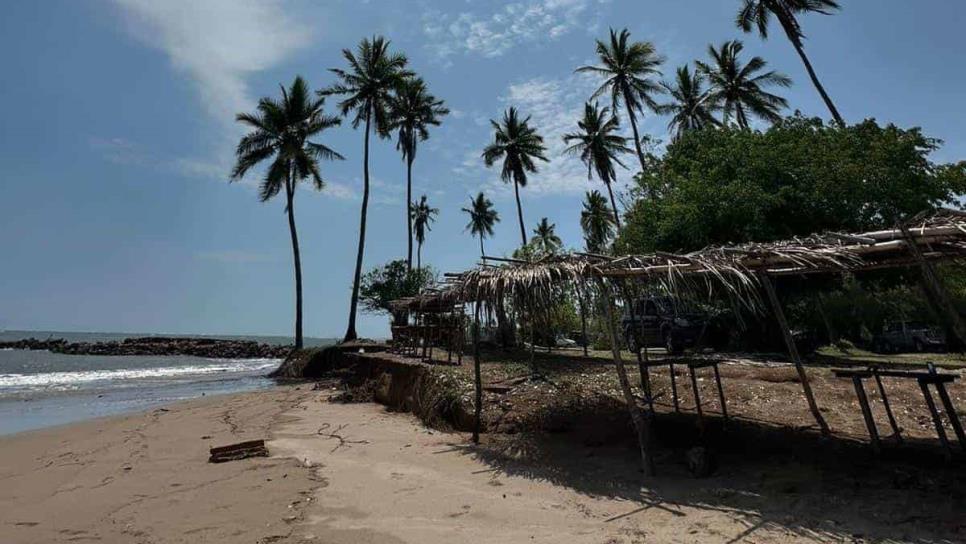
top-left (343, 109), bottom-right (372, 342)
top-left (605, 182), bottom-right (622, 230)
top-left (782, 26), bottom-right (845, 126)
top-left (284, 171), bottom-right (303, 350)
top-left (736, 104), bottom-right (749, 129)
top-left (479, 234), bottom-right (485, 258)
top-left (406, 155), bottom-right (414, 271)
top-left (417, 242), bottom-right (422, 270)
top-left (472, 301), bottom-right (483, 444)
top-left (623, 93), bottom-right (647, 172)
top-left (759, 273), bottom-right (830, 436)
top-left (599, 279), bottom-right (654, 476)
top-left (513, 179), bottom-right (527, 247)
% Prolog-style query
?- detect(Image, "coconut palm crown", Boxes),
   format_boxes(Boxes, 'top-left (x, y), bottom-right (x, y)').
top-left (580, 190), bottom-right (617, 253)
top-left (462, 192), bottom-right (500, 258)
top-left (563, 101), bottom-right (633, 228)
top-left (531, 217), bottom-right (563, 256)
top-left (321, 35), bottom-right (413, 342)
top-left (410, 194), bottom-right (438, 270)
top-left (387, 77), bottom-right (448, 270)
top-left (736, 0), bottom-right (844, 125)
top-left (657, 65), bottom-right (721, 140)
top-left (481, 107), bottom-right (548, 247)
top-left (230, 75), bottom-right (343, 349)
top-left (697, 40), bottom-right (791, 129)
top-left (576, 28), bottom-right (665, 171)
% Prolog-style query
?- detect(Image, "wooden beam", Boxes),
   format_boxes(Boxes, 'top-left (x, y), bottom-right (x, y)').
top-left (759, 273), bottom-right (831, 436)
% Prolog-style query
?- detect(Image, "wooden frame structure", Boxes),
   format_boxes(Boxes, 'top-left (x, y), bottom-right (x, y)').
top-left (392, 210), bottom-right (966, 474)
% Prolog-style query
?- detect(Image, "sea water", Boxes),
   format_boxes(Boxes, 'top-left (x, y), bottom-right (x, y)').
top-left (0, 331), bottom-right (331, 435)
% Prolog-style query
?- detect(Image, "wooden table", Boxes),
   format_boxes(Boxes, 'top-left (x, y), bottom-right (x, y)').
top-left (833, 366), bottom-right (965, 458)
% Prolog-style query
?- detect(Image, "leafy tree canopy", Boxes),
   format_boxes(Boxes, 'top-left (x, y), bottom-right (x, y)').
top-left (359, 260), bottom-right (435, 315)
top-left (618, 115), bottom-right (966, 254)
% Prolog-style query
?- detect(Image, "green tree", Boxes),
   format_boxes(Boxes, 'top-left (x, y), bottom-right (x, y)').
top-left (230, 76), bottom-right (343, 349)
top-left (531, 217), bottom-right (563, 256)
top-left (482, 107), bottom-right (549, 246)
top-left (388, 77), bottom-right (449, 271)
top-left (737, 0), bottom-right (844, 125)
top-left (323, 36), bottom-right (413, 342)
top-left (618, 115), bottom-right (966, 255)
top-left (580, 190), bottom-right (617, 253)
top-left (697, 40), bottom-right (791, 129)
top-left (576, 28), bottom-right (665, 171)
top-left (563, 102), bottom-right (633, 228)
top-left (657, 65), bottom-right (720, 140)
top-left (410, 195), bottom-right (438, 270)
top-left (462, 192), bottom-right (500, 257)
top-left (359, 259), bottom-right (435, 317)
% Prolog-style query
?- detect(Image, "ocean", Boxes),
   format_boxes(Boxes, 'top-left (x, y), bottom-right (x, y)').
top-left (0, 331), bottom-right (334, 435)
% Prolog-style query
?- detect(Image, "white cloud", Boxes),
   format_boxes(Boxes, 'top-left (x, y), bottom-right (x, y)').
top-left (110, 0), bottom-right (315, 181)
top-left (423, 0), bottom-right (608, 60)
top-left (472, 72), bottom-right (637, 197)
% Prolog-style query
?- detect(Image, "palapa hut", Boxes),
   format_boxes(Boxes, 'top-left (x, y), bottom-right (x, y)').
top-left (392, 209), bottom-right (966, 474)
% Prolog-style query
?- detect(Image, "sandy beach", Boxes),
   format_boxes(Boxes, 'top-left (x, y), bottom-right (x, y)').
top-left (2, 382), bottom-right (963, 544)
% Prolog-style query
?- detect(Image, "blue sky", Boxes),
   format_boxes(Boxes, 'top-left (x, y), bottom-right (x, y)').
top-left (1, 0), bottom-right (964, 339)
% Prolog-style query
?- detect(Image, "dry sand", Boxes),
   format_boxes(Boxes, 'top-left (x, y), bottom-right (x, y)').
top-left (1, 383), bottom-right (962, 543)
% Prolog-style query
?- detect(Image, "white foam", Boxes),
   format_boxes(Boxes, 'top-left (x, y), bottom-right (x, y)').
top-left (0, 359), bottom-right (279, 391)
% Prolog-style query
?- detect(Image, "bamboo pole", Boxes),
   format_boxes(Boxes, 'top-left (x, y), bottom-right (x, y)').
top-left (901, 226), bottom-right (966, 349)
top-left (759, 273), bottom-right (831, 436)
top-left (598, 278), bottom-right (655, 476)
top-left (472, 301), bottom-right (483, 444)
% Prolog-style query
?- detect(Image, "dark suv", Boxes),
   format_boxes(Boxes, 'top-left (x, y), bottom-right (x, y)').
top-left (622, 296), bottom-right (706, 354)
top-left (872, 321), bottom-right (946, 353)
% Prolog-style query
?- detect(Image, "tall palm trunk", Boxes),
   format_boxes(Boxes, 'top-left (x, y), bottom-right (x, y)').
top-left (513, 179), bottom-right (527, 247)
top-left (417, 241), bottom-right (422, 270)
top-left (605, 182), bottom-right (622, 230)
top-left (775, 12), bottom-right (844, 126)
top-left (479, 234), bottom-right (485, 258)
top-left (344, 108), bottom-right (371, 342)
top-left (406, 154), bottom-right (414, 271)
top-left (284, 171), bottom-right (303, 350)
top-left (621, 85), bottom-right (647, 172)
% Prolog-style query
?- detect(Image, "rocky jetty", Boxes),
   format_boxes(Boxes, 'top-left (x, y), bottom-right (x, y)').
top-left (0, 336), bottom-right (292, 359)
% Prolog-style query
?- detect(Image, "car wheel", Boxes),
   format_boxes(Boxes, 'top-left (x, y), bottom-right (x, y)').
top-left (664, 331), bottom-right (682, 355)
top-left (914, 339), bottom-right (925, 352)
top-left (625, 331), bottom-right (640, 353)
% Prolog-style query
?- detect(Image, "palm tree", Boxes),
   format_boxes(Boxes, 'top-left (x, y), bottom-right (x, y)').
top-left (580, 190), bottom-right (617, 253)
top-left (531, 217), bottom-right (562, 256)
top-left (410, 195), bottom-right (438, 270)
top-left (322, 36), bottom-right (413, 342)
top-left (697, 40), bottom-right (791, 129)
top-left (230, 76), bottom-right (343, 350)
top-left (563, 102), bottom-right (633, 228)
top-left (388, 77), bottom-right (448, 271)
top-left (482, 107), bottom-right (548, 247)
top-left (657, 65), bottom-right (721, 139)
top-left (576, 28), bottom-right (665, 172)
top-left (462, 192), bottom-right (500, 257)
top-left (737, 0), bottom-right (844, 125)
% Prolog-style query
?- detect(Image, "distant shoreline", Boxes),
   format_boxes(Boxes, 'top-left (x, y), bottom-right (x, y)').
top-left (0, 336), bottom-right (293, 359)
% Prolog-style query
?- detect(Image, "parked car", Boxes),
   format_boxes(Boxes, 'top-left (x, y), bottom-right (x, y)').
top-left (872, 321), bottom-right (946, 353)
top-left (554, 334), bottom-right (578, 348)
top-left (622, 296), bottom-right (707, 354)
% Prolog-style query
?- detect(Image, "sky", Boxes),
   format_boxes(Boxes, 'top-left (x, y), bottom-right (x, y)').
top-left (1, 0), bottom-right (964, 339)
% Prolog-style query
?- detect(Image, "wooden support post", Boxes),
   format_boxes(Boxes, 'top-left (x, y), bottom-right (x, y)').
top-left (472, 302), bottom-right (483, 444)
top-left (872, 369), bottom-right (902, 444)
top-left (598, 279), bottom-right (655, 476)
top-left (689, 364), bottom-right (704, 423)
top-left (934, 382), bottom-right (966, 452)
top-left (902, 226), bottom-right (966, 349)
top-left (669, 363), bottom-right (680, 412)
top-left (759, 273), bottom-right (831, 436)
top-left (577, 285), bottom-right (589, 357)
top-left (713, 362), bottom-right (728, 427)
top-left (852, 376), bottom-right (881, 454)
top-left (919, 380), bottom-right (952, 460)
